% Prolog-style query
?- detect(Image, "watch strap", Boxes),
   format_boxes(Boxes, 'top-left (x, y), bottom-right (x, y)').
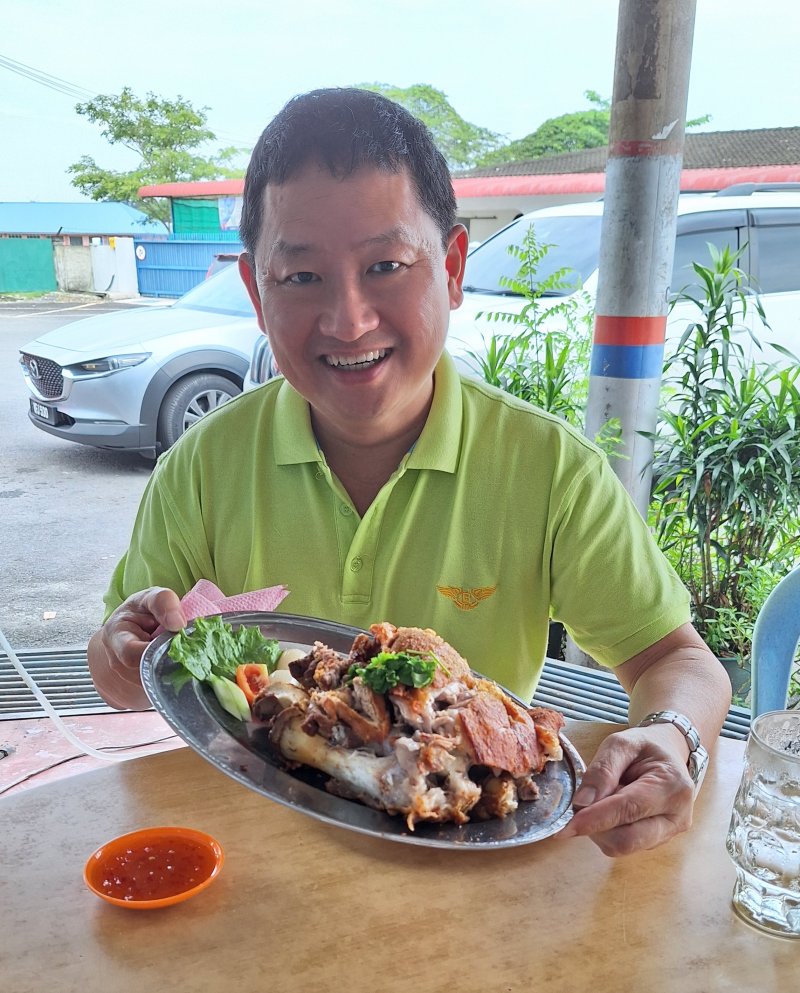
top-left (637, 710), bottom-right (709, 792)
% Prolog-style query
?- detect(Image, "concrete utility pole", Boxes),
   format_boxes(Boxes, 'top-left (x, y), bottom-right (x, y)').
top-left (584, 0), bottom-right (697, 518)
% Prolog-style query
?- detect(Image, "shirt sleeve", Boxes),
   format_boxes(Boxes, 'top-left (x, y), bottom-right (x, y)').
top-left (548, 451), bottom-right (691, 667)
top-left (102, 455), bottom-right (216, 621)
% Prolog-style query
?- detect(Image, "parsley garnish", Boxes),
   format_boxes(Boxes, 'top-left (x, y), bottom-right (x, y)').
top-left (347, 650), bottom-right (438, 693)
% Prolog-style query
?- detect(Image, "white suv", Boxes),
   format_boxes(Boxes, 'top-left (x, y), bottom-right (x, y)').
top-left (448, 184), bottom-right (800, 369)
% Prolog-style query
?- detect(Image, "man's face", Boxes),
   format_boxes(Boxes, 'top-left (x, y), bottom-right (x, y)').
top-left (240, 164), bottom-right (467, 445)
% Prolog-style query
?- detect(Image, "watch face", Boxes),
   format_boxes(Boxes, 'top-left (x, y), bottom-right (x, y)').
top-left (689, 745), bottom-right (710, 793)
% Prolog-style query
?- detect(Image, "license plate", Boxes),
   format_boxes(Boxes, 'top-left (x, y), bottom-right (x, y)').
top-left (30, 399), bottom-right (56, 423)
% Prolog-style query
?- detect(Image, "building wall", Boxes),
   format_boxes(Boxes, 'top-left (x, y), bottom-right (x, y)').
top-left (53, 244), bottom-right (93, 292)
top-left (457, 192), bottom-right (603, 242)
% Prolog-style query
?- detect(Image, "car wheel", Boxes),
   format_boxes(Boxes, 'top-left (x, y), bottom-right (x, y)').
top-left (157, 373), bottom-right (241, 450)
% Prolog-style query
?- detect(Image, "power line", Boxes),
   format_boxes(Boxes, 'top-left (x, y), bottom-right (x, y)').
top-left (0, 52), bottom-right (95, 100)
top-left (0, 51), bottom-right (254, 147)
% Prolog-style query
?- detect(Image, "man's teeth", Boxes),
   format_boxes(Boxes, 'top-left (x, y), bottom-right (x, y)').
top-left (326, 349), bottom-right (387, 368)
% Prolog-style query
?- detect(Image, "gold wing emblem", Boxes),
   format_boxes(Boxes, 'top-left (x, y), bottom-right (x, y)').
top-left (437, 585), bottom-right (497, 610)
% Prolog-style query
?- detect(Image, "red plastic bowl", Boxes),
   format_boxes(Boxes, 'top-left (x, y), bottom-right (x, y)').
top-left (84, 826), bottom-right (224, 910)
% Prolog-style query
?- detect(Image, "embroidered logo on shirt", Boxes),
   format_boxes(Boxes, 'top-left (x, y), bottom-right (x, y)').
top-left (436, 585), bottom-right (497, 611)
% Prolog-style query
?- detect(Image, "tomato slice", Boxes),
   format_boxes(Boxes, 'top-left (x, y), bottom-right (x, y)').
top-left (235, 663), bottom-right (271, 706)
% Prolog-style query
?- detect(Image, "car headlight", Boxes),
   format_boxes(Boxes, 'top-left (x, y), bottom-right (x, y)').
top-left (65, 353), bottom-right (152, 377)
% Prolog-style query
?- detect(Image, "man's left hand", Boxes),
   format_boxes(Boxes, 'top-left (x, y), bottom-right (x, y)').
top-left (560, 726), bottom-right (695, 856)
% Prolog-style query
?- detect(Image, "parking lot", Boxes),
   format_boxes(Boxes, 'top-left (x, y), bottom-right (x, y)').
top-left (0, 294), bottom-right (157, 650)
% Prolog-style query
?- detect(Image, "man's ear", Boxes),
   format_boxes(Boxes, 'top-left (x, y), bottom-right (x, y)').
top-left (445, 225), bottom-right (469, 311)
top-left (238, 253), bottom-right (267, 333)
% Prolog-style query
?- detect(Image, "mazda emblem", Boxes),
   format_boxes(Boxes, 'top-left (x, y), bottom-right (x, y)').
top-left (29, 358), bottom-right (41, 380)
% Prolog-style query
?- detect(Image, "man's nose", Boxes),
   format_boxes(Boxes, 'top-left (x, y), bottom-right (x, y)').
top-left (317, 277), bottom-right (380, 340)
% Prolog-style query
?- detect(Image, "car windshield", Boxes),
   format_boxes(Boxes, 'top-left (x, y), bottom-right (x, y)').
top-left (463, 213), bottom-right (603, 296)
top-left (173, 263), bottom-right (254, 317)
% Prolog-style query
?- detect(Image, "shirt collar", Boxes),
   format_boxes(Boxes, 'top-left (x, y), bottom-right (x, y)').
top-left (406, 351), bottom-right (462, 473)
top-left (273, 379), bottom-right (320, 465)
top-left (272, 350), bottom-right (463, 473)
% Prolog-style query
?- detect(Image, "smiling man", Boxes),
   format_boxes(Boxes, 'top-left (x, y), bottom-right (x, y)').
top-left (239, 160), bottom-right (465, 515)
top-left (88, 88), bottom-right (731, 857)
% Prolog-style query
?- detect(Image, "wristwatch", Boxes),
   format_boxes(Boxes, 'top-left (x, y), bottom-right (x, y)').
top-left (637, 711), bottom-right (710, 795)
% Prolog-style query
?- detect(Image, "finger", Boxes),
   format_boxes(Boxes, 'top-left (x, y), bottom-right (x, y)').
top-left (111, 628), bottom-right (152, 670)
top-left (565, 779), bottom-right (693, 839)
top-left (567, 789), bottom-right (660, 837)
top-left (572, 736), bottom-right (641, 806)
top-left (586, 815), bottom-right (684, 857)
top-left (139, 587), bottom-right (186, 631)
top-left (104, 633), bottom-right (155, 710)
top-left (93, 647), bottom-right (152, 710)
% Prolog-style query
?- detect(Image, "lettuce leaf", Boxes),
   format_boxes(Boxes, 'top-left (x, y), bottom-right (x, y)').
top-left (168, 615), bottom-right (282, 689)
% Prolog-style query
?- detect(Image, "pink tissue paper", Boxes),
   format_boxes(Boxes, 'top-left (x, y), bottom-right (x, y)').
top-left (178, 578), bottom-right (289, 624)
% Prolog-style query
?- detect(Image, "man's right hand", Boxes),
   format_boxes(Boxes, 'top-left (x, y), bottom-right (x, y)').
top-left (87, 587), bottom-right (186, 711)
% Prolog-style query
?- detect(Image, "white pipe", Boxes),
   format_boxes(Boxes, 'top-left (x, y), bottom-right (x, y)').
top-left (0, 627), bottom-right (125, 763)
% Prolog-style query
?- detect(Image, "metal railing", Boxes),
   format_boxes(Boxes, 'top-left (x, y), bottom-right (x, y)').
top-left (1, 648), bottom-right (750, 738)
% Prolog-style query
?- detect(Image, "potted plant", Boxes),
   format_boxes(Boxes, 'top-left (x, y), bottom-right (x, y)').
top-left (649, 246), bottom-right (800, 700)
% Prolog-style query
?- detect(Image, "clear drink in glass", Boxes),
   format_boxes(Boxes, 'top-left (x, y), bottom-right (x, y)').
top-left (725, 710), bottom-right (800, 938)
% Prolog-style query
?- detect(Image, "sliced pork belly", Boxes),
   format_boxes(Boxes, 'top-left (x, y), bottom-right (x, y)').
top-left (253, 623), bottom-right (565, 829)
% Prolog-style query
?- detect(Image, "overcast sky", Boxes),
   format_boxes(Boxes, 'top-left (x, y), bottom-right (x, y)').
top-left (2, 0), bottom-right (798, 203)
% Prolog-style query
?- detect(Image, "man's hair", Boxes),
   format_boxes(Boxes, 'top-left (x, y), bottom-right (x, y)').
top-left (239, 87), bottom-right (457, 253)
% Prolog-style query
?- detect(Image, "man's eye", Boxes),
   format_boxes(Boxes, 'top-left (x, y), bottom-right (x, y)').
top-left (369, 261), bottom-right (402, 273)
top-left (286, 272), bottom-right (317, 284)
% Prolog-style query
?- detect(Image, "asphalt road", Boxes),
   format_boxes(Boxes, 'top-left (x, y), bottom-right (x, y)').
top-left (0, 294), bottom-right (157, 651)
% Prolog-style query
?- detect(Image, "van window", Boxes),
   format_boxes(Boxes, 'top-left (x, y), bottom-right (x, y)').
top-left (671, 227), bottom-right (742, 299)
top-left (463, 214), bottom-right (602, 297)
top-left (752, 223), bottom-right (800, 293)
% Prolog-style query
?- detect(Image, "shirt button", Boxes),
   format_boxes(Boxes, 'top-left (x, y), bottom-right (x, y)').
top-left (350, 556), bottom-right (363, 572)
top-left (315, 469), bottom-right (324, 480)
top-left (340, 504), bottom-right (352, 516)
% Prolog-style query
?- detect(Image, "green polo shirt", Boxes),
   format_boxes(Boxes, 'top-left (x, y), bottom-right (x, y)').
top-left (104, 352), bottom-right (689, 701)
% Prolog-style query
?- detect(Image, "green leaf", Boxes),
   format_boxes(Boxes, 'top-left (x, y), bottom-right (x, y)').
top-left (233, 625), bottom-right (282, 674)
top-left (347, 651), bottom-right (438, 694)
top-left (168, 615), bottom-right (281, 692)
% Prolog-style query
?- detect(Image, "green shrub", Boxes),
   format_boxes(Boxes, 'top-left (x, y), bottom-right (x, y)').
top-left (649, 245), bottom-right (800, 660)
top-left (464, 224), bottom-right (621, 453)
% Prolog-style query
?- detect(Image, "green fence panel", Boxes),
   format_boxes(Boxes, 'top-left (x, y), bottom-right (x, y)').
top-left (171, 199), bottom-right (222, 233)
top-left (0, 238), bottom-right (57, 293)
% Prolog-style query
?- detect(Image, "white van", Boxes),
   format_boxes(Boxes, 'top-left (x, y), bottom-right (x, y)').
top-left (448, 184), bottom-right (800, 370)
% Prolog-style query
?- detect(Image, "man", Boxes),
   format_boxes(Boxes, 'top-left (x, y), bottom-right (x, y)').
top-left (88, 88), bottom-right (731, 857)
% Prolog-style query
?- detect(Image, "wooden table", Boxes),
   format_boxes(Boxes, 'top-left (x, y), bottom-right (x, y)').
top-left (1, 721), bottom-right (795, 993)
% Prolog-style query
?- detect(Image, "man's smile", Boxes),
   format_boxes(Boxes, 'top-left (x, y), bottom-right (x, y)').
top-left (323, 348), bottom-right (391, 369)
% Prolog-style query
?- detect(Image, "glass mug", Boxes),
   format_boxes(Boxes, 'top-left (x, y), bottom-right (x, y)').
top-left (726, 710), bottom-right (800, 938)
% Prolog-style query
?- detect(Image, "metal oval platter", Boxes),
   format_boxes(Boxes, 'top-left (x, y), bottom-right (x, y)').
top-left (141, 611), bottom-right (585, 850)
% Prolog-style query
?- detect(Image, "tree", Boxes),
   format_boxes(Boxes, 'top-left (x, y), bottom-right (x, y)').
top-left (478, 90), bottom-right (711, 167)
top-left (68, 88), bottom-right (245, 224)
top-left (356, 83), bottom-right (504, 170)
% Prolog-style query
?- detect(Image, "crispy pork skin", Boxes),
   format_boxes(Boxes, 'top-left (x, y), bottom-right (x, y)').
top-left (254, 623), bottom-right (565, 829)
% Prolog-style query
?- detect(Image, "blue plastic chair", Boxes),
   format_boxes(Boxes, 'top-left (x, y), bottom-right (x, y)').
top-left (750, 564), bottom-right (800, 718)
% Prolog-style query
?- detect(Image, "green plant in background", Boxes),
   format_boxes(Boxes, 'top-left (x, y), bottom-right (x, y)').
top-left (649, 245), bottom-right (800, 672)
top-left (789, 665), bottom-right (800, 708)
top-left (464, 225), bottom-right (623, 455)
